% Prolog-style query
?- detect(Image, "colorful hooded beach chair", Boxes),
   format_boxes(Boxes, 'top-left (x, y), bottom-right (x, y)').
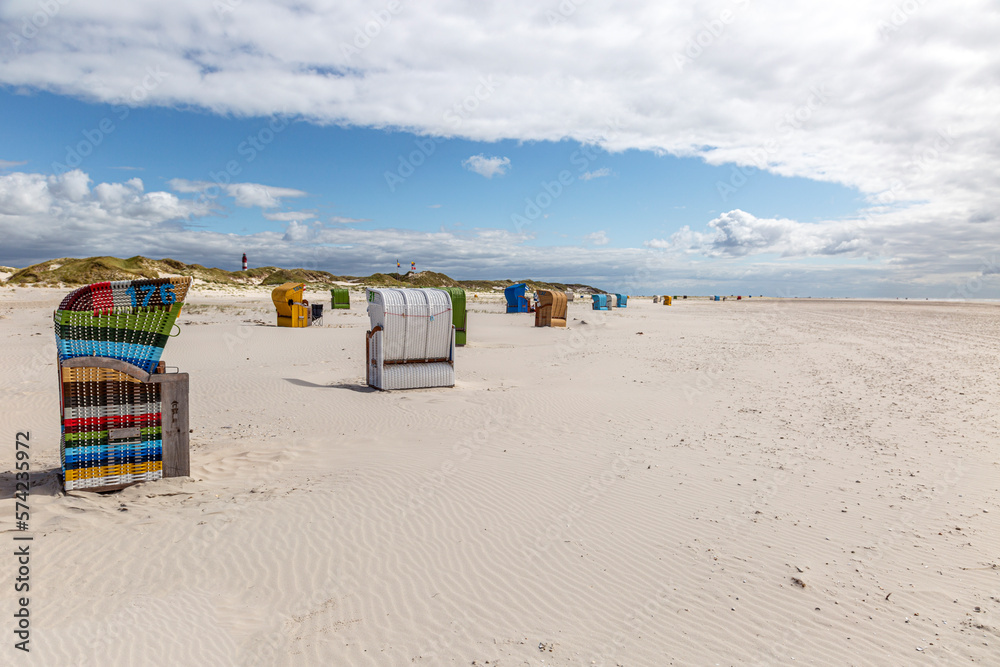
top-left (272, 282), bottom-right (310, 327)
top-left (663, 295), bottom-right (672, 306)
top-left (614, 293), bottom-right (628, 308)
top-left (504, 283), bottom-right (530, 313)
top-left (55, 277), bottom-right (192, 492)
top-left (366, 288), bottom-right (455, 390)
top-left (591, 294), bottom-right (611, 311)
top-left (330, 288), bottom-right (351, 310)
top-left (435, 286), bottom-right (467, 346)
top-left (535, 290), bottom-right (567, 327)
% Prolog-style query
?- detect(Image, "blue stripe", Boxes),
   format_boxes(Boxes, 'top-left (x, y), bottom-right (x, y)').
top-left (58, 346), bottom-right (163, 372)
top-left (57, 340), bottom-right (161, 361)
top-left (63, 440), bottom-right (163, 469)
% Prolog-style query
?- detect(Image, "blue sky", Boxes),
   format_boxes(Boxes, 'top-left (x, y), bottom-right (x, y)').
top-left (0, 1), bottom-right (997, 296)
top-left (1, 90), bottom-right (862, 249)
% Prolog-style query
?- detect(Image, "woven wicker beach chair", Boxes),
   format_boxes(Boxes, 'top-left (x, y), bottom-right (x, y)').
top-left (591, 294), bottom-right (611, 311)
top-left (535, 290), bottom-right (567, 327)
top-left (366, 288), bottom-right (455, 390)
top-left (614, 293), bottom-right (628, 308)
top-left (55, 277), bottom-right (192, 492)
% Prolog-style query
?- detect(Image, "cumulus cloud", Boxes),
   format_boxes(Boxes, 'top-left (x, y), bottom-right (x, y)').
top-left (583, 231), bottom-right (610, 246)
top-left (0, 169), bottom-right (210, 262)
top-left (647, 209), bottom-right (871, 258)
top-left (580, 168), bottom-right (611, 181)
top-left (462, 155), bottom-right (510, 178)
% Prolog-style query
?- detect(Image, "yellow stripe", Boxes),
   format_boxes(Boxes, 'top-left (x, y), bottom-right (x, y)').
top-left (61, 367), bottom-right (141, 383)
top-left (65, 461), bottom-right (163, 481)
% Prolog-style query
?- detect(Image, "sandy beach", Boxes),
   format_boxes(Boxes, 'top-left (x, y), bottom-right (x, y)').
top-left (2, 287), bottom-right (998, 665)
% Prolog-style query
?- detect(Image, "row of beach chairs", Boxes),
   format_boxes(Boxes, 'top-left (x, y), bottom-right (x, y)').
top-left (53, 278), bottom-right (650, 493)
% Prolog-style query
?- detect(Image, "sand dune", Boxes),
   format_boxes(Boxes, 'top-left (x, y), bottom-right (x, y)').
top-left (1, 286), bottom-right (998, 665)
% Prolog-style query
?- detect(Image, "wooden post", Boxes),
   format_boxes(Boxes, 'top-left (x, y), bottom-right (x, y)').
top-left (151, 373), bottom-right (190, 478)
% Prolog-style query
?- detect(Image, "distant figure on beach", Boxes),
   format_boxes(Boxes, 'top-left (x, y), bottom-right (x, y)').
top-left (242, 253), bottom-right (248, 271)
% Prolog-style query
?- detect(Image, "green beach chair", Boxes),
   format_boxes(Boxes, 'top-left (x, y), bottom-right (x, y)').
top-left (330, 288), bottom-right (351, 309)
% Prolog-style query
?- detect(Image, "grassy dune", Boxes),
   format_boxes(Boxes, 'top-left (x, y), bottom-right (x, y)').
top-left (3, 256), bottom-right (602, 293)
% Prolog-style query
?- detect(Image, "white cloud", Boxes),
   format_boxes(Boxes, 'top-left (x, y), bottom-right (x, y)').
top-left (0, 160), bottom-right (28, 169)
top-left (0, 169), bottom-right (210, 261)
top-left (282, 220), bottom-right (313, 242)
top-left (2, 1), bottom-right (993, 209)
top-left (583, 231), bottom-right (610, 246)
top-left (263, 211), bottom-right (315, 221)
top-left (0, 172), bottom-right (53, 215)
top-left (580, 168), bottom-right (611, 181)
top-left (167, 179), bottom-right (306, 208)
top-left (462, 155), bottom-right (510, 178)
top-left (3, 167), bottom-right (1000, 297)
top-left (227, 183), bottom-right (304, 209)
top-left (647, 209), bottom-right (870, 258)
top-left (48, 170), bottom-right (91, 202)
top-left (329, 216), bottom-right (370, 223)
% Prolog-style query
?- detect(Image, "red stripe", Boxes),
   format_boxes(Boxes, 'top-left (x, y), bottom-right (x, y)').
top-left (63, 411), bottom-right (162, 434)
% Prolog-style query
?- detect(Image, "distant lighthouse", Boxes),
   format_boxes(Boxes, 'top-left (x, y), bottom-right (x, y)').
top-left (242, 253), bottom-right (248, 271)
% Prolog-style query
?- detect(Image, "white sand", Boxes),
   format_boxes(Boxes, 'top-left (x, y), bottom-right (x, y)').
top-left (1, 286), bottom-right (998, 665)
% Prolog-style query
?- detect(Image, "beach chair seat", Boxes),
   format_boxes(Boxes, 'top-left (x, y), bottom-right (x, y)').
top-left (591, 294), bottom-right (611, 310)
top-left (614, 293), bottom-right (628, 308)
top-left (366, 288), bottom-right (455, 390)
top-left (55, 278), bottom-right (191, 492)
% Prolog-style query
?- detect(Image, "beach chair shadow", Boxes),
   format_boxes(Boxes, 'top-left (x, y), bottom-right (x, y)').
top-left (0, 467), bottom-right (66, 498)
top-left (283, 378), bottom-right (377, 392)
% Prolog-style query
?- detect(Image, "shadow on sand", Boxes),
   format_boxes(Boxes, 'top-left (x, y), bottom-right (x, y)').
top-left (283, 378), bottom-right (376, 393)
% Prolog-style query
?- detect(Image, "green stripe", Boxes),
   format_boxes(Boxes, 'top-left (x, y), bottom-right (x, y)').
top-left (55, 303), bottom-right (182, 333)
top-left (55, 324), bottom-right (171, 347)
top-left (63, 426), bottom-right (162, 443)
